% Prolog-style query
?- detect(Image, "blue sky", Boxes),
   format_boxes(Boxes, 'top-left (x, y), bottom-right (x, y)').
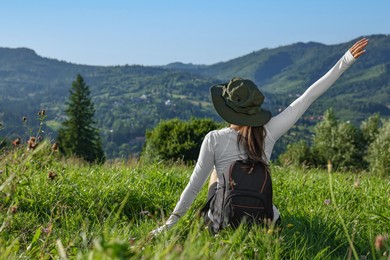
top-left (1, 0), bottom-right (389, 66)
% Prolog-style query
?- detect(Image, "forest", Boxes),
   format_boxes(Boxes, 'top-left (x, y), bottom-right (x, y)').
top-left (1, 34), bottom-right (389, 158)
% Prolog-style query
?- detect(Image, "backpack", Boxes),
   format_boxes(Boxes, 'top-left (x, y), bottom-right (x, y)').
top-left (202, 159), bottom-right (273, 233)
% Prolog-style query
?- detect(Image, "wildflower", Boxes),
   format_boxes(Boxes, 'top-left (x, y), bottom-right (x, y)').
top-left (12, 138), bottom-right (21, 146)
top-left (354, 177), bottom-right (360, 189)
top-left (48, 171), bottom-right (57, 180)
top-left (11, 206), bottom-right (17, 214)
top-left (375, 234), bottom-right (387, 250)
top-left (42, 223), bottom-right (52, 234)
top-left (129, 238), bottom-right (136, 245)
top-left (27, 137), bottom-right (37, 151)
top-left (140, 210), bottom-right (152, 217)
top-left (38, 110), bottom-right (46, 116)
top-left (42, 227), bottom-right (50, 234)
top-left (324, 199), bottom-right (331, 205)
top-left (22, 116), bottom-right (27, 123)
top-left (51, 142), bottom-right (59, 151)
top-left (37, 135), bottom-right (43, 142)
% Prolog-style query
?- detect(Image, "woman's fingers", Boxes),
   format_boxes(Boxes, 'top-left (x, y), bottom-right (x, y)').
top-left (349, 38), bottom-right (369, 59)
top-left (350, 38), bottom-right (369, 52)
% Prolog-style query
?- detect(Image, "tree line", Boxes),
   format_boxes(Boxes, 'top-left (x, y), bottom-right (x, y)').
top-left (144, 109), bottom-right (390, 175)
top-left (2, 73), bottom-right (389, 175)
top-left (278, 108), bottom-right (390, 175)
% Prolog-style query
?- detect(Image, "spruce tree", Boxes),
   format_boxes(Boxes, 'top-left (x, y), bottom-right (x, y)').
top-left (57, 74), bottom-right (105, 163)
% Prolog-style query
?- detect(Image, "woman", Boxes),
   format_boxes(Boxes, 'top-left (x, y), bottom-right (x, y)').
top-left (151, 38), bottom-right (369, 235)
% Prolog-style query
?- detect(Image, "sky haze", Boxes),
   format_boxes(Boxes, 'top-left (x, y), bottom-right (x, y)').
top-left (1, 0), bottom-right (388, 66)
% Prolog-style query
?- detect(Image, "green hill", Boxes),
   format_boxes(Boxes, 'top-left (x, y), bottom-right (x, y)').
top-left (166, 34), bottom-right (390, 122)
top-left (1, 34), bottom-right (390, 157)
top-left (0, 48), bottom-right (220, 157)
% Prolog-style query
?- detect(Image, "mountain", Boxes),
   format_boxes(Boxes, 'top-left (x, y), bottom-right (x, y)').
top-left (163, 34), bottom-right (390, 121)
top-left (0, 48), bottom-right (220, 157)
top-left (1, 34), bottom-right (390, 158)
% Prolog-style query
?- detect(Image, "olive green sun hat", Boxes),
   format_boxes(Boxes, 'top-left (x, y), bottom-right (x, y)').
top-left (210, 77), bottom-right (271, 127)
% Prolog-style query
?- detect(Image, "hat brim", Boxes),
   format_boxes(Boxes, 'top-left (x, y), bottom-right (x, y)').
top-left (210, 83), bottom-right (272, 127)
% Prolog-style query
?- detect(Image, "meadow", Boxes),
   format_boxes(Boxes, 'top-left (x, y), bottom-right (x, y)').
top-left (0, 142), bottom-right (389, 259)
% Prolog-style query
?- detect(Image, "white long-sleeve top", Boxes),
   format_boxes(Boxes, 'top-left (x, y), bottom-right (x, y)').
top-left (164, 50), bottom-right (356, 227)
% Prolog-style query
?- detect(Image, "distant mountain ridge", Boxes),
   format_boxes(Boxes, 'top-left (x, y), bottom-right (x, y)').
top-left (1, 34), bottom-right (390, 157)
top-left (163, 34), bottom-right (390, 120)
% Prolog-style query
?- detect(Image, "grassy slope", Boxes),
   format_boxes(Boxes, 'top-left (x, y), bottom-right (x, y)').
top-left (0, 143), bottom-right (389, 259)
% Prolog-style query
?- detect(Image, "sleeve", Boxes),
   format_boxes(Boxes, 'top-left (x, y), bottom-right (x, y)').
top-left (164, 132), bottom-right (215, 227)
top-left (266, 50), bottom-right (356, 142)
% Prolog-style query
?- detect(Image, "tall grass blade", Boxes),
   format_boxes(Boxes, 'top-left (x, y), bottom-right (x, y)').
top-left (328, 162), bottom-right (359, 260)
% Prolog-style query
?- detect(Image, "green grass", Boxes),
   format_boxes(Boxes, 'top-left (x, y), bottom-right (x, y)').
top-left (0, 142), bottom-right (389, 259)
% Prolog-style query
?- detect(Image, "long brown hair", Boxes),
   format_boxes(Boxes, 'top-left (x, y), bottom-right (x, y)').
top-left (237, 126), bottom-right (267, 163)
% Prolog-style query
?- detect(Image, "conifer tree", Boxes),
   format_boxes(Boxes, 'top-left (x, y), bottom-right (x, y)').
top-left (57, 74), bottom-right (105, 163)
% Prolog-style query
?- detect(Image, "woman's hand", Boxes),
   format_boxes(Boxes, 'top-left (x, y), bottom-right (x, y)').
top-left (349, 38), bottom-right (369, 59)
top-left (150, 224), bottom-right (168, 236)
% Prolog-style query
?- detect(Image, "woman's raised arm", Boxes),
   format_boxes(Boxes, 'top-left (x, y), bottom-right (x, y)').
top-left (265, 38), bottom-right (369, 144)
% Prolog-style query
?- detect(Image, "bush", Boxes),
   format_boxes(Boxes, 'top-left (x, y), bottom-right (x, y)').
top-left (311, 109), bottom-right (364, 170)
top-left (360, 113), bottom-right (381, 165)
top-left (278, 140), bottom-right (313, 167)
top-left (366, 119), bottom-right (390, 175)
top-left (142, 118), bottom-right (222, 163)
top-left (360, 113), bottom-right (381, 144)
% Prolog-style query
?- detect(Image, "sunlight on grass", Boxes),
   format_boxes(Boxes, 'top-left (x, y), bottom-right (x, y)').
top-left (0, 143), bottom-right (389, 259)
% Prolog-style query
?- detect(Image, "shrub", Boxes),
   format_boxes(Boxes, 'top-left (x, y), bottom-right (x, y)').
top-left (311, 109), bottom-right (364, 170)
top-left (278, 140), bottom-right (313, 167)
top-left (360, 113), bottom-right (381, 144)
top-left (142, 118), bottom-right (222, 163)
top-left (366, 119), bottom-right (390, 175)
